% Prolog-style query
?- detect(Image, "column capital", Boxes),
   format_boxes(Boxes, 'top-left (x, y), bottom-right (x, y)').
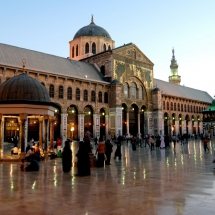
top-left (44, 115), bottom-right (49, 120)
top-left (19, 113), bottom-right (27, 120)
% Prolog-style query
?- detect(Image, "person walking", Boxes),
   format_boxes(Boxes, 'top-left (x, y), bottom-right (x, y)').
top-left (172, 134), bottom-right (178, 149)
top-left (149, 135), bottom-right (155, 150)
top-left (56, 138), bottom-right (62, 152)
top-left (105, 139), bottom-right (113, 165)
top-left (144, 135), bottom-right (150, 148)
top-left (114, 139), bottom-right (122, 160)
top-left (131, 136), bottom-right (136, 151)
top-left (62, 140), bottom-right (72, 173)
top-left (203, 138), bottom-right (209, 152)
top-left (95, 137), bottom-right (106, 167)
top-left (76, 141), bottom-right (91, 176)
top-left (84, 127), bottom-right (92, 153)
top-left (160, 135), bottom-right (165, 149)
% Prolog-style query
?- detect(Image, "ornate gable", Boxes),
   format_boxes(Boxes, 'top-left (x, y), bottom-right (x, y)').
top-left (112, 43), bottom-right (153, 65)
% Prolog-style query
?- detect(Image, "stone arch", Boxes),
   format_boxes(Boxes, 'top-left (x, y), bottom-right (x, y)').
top-left (129, 103), bottom-right (139, 136)
top-left (122, 103), bottom-right (128, 135)
top-left (67, 105), bottom-right (79, 140)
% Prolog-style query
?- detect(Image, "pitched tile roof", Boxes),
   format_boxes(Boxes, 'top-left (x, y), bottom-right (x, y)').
top-left (0, 43), bottom-right (107, 83)
top-left (154, 79), bottom-right (212, 103)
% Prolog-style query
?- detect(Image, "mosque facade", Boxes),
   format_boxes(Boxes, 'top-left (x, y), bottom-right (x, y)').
top-left (0, 17), bottom-right (213, 155)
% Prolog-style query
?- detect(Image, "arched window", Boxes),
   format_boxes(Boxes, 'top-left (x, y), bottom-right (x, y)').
top-left (101, 65), bottom-right (105, 76)
top-left (171, 102), bottom-right (173, 110)
top-left (76, 88), bottom-right (80, 101)
top-left (59, 86), bottom-right (64, 99)
top-left (104, 92), bottom-right (108, 103)
top-left (187, 105), bottom-right (190, 112)
top-left (103, 44), bottom-right (106, 51)
top-left (178, 103), bottom-right (180, 111)
top-left (181, 104), bottom-right (183, 112)
top-left (163, 101), bottom-right (165, 110)
top-left (72, 46), bottom-right (74, 58)
top-left (91, 91), bottom-right (96, 102)
top-left (167, 102), bottom-right (169, 110)
top-left (196, 106), bottom-right (198, 113)
top-left (98, 92), bottom-right (102, 103)
top-left (124, 83), bottom-right (128, 98)
top-left (108, 45), bottom-right (111, 50)
top-left (130, 82), bottom-right (136, 99)
top-left (49, 84), bottom-right (54, 98)
top-left (174, 103), bottom-right (176, 111)
top-left (190, 105), bottom-right (192, 112)
top-left (184, 104), bottom-right (186, 112)
top-left (89, 30), bottom-right (92, 36)
top-left (92, 43), bottom-right (96, 54)
top-left (76, 45), bottom-right (78, 56)
top-left (139, 86), bottom-right (143, 100)
top-left (84, 90), bottom-right (88, 101)
top-left (85, 43), bottom-right (89, 54)
top-left (67, 87), bottom-right (72, 100)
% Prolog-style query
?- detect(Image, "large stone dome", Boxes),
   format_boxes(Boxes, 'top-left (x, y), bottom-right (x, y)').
top-left (73, 19), bottom-right (111, 40)
top-left (0, 73), bottom-right (51, 102)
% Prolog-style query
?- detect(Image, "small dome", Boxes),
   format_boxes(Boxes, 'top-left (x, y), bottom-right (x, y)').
top-left (212, 99), bottom-right (215, 106)
top-left (152, 87), bottom-right (160, 92)
top-left (73, 19), bottom-right (111, 40)
top-left (0, 73), bottom-right (51, 102)
top-left (110, 79), bottom-right (121, 85)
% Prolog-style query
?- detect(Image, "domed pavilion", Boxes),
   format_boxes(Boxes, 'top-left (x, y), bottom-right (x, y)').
top-left (0, 60), bottom-right (60, 159)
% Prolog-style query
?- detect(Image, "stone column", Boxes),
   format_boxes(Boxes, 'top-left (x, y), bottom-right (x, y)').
top-left (93, 113), bottom-right (99, 138)
top-left (78, 113), bottom-right (84, 141)
top-left (61, 113), bottom-right (68, 145)
top-left (105, 114), bottom-right (109, 139)
top-left (0, 114), bottom-right (2, 157)
top-left (137, 112), bottom-right (140, 135)
top-left (126, 111), bottom-right (129, 135)
top-left (19, 113), bottom-right (27, 159)
top-left (44, 115), bottom-right (49, 158)
top-left (189, 121), bottom-right (193, 136)
top-left (175, 120), bottom-right (179, 135)
top-left (39, 117), bottom-right (43, 150)
top-left (49, 116), bottom-right (54, 150)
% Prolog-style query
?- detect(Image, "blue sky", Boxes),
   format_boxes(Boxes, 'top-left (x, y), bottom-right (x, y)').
top-left (1, 0), bottom-right (215, 98)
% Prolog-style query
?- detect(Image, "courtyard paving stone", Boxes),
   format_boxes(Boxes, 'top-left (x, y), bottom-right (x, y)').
top-left (0, 139), bottom-right (215, 215)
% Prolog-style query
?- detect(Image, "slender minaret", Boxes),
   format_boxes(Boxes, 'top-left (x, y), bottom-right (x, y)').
top-left (169, 48), bottom-right (181, 85)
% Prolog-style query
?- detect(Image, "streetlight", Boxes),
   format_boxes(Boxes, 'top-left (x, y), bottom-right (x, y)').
top-left (71, 127), bottom-right (74, 141)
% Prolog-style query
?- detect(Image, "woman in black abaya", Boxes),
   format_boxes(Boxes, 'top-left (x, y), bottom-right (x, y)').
top-left (62, 140), bottom-right (72, 173)
top-left (76, 141), bottom-right (91, 176)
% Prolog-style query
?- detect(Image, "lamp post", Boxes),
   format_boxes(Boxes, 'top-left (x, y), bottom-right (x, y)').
top-left (71, 127), bottom-right (74, 141)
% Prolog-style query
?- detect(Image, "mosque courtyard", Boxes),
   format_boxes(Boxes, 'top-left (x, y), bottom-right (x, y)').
top-left (0, 139), bottom-right (215, 215)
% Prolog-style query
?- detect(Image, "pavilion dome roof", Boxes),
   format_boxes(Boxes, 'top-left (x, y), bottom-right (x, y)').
top-left (0, 73), bottom-right (51, 102)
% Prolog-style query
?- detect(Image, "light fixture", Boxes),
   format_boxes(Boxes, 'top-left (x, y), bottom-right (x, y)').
top-left (55, 109), bottom-right (57, 113)
top-left (142, 109), bottom-right (144, 112)
top-left (71, 127), bottom-right (74, 131)
top-left (122, 107), bottom-right (124, 110)
top-left (173, 117), bottom-right (175, 120)
top-left (132, 108), bottom-right (134, 111)
top-left (102, 112), bottom-right (105, 115)
top-left (179, 118), bottom-right (181, 120)
top-left (88, 111), bottom-right (91, 115)
top-left (72, 109), bottom-right (75, 113)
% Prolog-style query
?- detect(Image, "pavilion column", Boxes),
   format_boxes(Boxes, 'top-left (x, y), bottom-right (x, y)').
top-left (39, 117), bottom-right (43, 150)
top-left (19, 113), bottom-right (27, 159)
top-left (126, 112), bottom-right (129, 135)
top-left (105, 114), bottom-right (109, 139)
top-left (44, 115), bottom-right (49, 158)
top-left (49, 116), bottom-right (54, 150)
top-left (137, 112), bottom-right (140, 136)
top-left (0, 114), bottom-right (2, 157)
top-left (78, 113), bottom-right (84, 141)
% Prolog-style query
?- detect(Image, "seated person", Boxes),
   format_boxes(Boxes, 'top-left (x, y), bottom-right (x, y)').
top-left (25, 156), bottom-right (40, 172)
top-left (25, 148), bottom-right (34, 161)
top-left (34, 144), bottom-right (40, 161)
top-left (11, 146), bottom-right (19, 155)
top-left (57, 150), bottom-right (62, 158)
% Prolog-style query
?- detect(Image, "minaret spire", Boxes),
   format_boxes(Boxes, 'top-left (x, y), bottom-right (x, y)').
top-left (169, 48), bottom-right (181, 85)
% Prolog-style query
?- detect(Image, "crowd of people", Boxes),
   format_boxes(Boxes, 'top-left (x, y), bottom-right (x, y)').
top-left (15, 128), bottom-right (214, 174)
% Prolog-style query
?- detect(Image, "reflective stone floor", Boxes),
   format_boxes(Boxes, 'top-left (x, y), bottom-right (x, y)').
top-left (1, 139), bottom-right (215, 215)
